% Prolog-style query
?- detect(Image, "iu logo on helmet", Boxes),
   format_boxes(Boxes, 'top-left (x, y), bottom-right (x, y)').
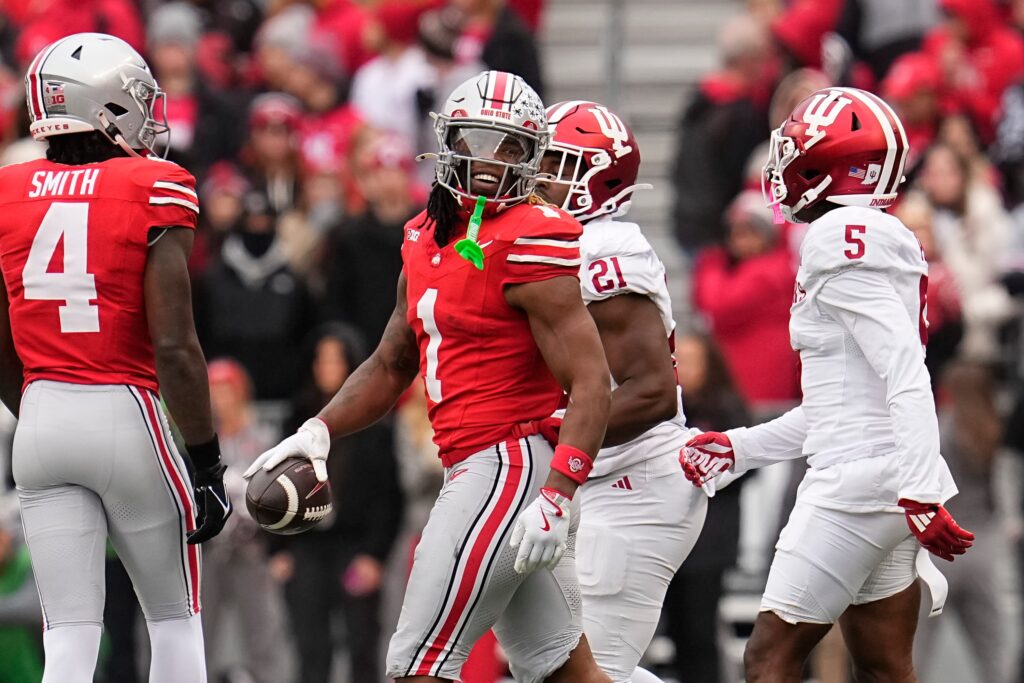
top-left (590, 105), bottom-right (633, 158)
top-left (802, 91), bottom-right (852, 149)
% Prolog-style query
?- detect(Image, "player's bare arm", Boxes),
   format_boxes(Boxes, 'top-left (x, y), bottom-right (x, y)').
top-left (0, 284), bottom-right (23, 417)
top-left (587, 293), bottom-right (677, 446)
top-left (316, 271), bottom-right (419, 436)
top-left (144, 227), bottom-right (214, 445)
top-left (505, 274), bottom-right (611, 498)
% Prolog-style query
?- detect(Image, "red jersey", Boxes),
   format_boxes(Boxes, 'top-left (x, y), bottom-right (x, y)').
top-left (0, 156), bottom-right (199, 392)
top-left (402, 201), bottom-right (583, 466)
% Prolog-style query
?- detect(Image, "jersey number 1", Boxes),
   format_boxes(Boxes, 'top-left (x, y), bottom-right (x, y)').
top-left (417, 288), bottom-right (442, 402)
top-left (23, 202), bottom-right (99, 333)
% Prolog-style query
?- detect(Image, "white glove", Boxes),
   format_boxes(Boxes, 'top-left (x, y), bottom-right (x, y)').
top-left (243, 417), bottom-right (331, 483)
top-left (509, 488), bottom-right (571, 574)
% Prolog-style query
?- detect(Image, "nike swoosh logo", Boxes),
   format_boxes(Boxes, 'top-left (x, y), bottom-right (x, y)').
top-left (449, 468), bottom-right (469, 482)
top-left (306, 481), bottom-right (327, 500)
top-left (479, 240), bottom-right (494, 249)
top-left (540, 509), bottom-right (551, 532)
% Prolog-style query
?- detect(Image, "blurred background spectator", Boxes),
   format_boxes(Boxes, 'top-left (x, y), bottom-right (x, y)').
top-left (664, 333), bottom-right (752, 683)
top-left (271, 324), bottom-right (404, 683)
top-left (914, 361), bottom-right (1021, 683)
top-left (693, 190), bottom-right (799, 413)
top-left (202, 359), bottom-right (292, 683)
top-left (670, 13), bottom-right (774, 251)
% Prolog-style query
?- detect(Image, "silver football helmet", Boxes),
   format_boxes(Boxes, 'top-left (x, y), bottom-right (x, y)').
top-left (431, 70), bottom-right (549, 206)
top-left (25, 33), bottom-right (169, 157)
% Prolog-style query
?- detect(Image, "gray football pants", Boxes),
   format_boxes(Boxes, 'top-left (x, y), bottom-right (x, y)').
top-left (14, 381), bottom-right (199, 629)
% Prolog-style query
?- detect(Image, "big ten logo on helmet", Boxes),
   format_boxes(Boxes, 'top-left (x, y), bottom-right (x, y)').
top-left (43, 82), bottom-right (67, 114)
top-left (589, 105), bottom-right (633, 158)
top-left (802, 91), bottom-right (852, 149)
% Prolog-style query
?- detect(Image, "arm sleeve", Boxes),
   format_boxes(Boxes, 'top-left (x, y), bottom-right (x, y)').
top-left (816, 268), bottom-right (944, 502)
top-left (726, 406), bottom-right (808, 474)
top-left (501, 209), bottom-right (583, 286)
top-left (143, 163), bottom-right (199, 232)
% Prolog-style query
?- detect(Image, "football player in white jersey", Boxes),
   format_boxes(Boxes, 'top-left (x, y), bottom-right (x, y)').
top-left (536, 100), bottom-right (707, 683)
top-left (680, 87), bottom-right (974, 682)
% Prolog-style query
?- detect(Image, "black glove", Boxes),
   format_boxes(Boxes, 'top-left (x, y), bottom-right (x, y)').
top-left (186, 436), bottom-right (232, 545)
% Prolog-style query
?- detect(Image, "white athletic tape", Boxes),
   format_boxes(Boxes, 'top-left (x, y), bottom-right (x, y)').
top-left (916, 547), bottom-right (948, 617)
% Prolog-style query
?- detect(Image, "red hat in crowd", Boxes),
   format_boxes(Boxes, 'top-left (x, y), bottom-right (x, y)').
top-left (881, 52), bottom-right (941, 101)
top-left (367, 133), bottom-right (413, 172)
top-left (374, 0), bottom-right (443, 46)
top-left (201, 162), bottom-right (251, 199)
top-left (249, 92), bottom-right (303, 131)
top-left (208, 358), bottom-right (253, 401)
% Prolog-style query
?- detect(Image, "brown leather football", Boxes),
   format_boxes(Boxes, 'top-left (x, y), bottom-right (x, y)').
top-left (245, 457), bottom-right (333, 535)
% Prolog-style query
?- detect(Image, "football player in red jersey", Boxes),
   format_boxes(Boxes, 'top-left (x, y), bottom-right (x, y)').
top-left (0, 34), bottom-right (229, 683)
top-left (247, 71), bottom-right (614, 682)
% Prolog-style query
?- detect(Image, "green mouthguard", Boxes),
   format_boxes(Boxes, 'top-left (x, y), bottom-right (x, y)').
top-left (455, 195), bottom-right (487, 270)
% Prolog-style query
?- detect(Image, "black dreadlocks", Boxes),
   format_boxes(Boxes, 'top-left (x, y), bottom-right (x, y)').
top-left (419, 182), bottom-right (462, 248)
top-left (46, 131), bottom-right (128, 165)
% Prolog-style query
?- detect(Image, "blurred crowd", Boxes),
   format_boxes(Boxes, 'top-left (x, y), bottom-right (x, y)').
top-left (0, 0), bottom-right (1021, 682)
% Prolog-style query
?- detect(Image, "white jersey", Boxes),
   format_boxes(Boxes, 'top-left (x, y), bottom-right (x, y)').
top-left (578, 216), bottom-right (690, 478)
top-left (727, 206), bottom-right (956, 512)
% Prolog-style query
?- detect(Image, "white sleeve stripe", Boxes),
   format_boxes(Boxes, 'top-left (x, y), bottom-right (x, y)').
top-left (149, 196), bottom-right (200, 214)
top-left (152, 181), bottom-right (198, 199)
top-left (513, 237), bottom-right (580, 248)
top-left (507, 254), bottom-right (581, 267)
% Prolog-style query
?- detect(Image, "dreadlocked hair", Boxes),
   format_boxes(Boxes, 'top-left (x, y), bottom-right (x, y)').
top-left (420, 182), bottom-right (462, 247)
top-left (46, 131), bottom-right (129, 165)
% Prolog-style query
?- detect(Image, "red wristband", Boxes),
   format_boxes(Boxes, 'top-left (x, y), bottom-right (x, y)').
top-left (550, 444), bottom-right (594, 485)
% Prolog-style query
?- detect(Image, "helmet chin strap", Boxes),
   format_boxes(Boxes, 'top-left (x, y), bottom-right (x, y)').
top-left (97, 110), bottom-right (143, 158)
top-left (791, 174), bottom-right (833, 217)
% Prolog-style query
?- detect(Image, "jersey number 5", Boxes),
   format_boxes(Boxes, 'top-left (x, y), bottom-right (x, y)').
top-left (844, 224), bottom-right (866, 259)
top-left (22, 202), bottom-right (99, 333)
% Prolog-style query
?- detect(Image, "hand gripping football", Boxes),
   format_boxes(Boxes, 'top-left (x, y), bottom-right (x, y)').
top-left (245, 457), bottom-right (333, 535)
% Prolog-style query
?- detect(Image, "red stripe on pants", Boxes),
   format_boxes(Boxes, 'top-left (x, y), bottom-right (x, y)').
top-left (415, 438), bottom-right (526, 674)
top-left (140, 390), bottom-right (201, 614)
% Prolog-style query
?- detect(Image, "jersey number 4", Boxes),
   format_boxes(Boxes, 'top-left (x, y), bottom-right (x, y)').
top-left (22, 202), bottom-right (99, 333)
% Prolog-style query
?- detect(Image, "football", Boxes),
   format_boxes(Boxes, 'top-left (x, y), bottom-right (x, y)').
top-left (245, 457), bottom-right (333, 535)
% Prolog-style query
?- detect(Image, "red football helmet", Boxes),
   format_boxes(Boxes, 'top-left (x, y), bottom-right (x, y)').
top-left (763, 87), bottom-right (909, 222)
top-left (542, 100), bottom-right (649, 222)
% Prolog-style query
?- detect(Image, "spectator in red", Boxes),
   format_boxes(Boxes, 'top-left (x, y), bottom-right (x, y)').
top-left (450, 0), bottom-right (544, 96)
top-left (924, 0), bottom-right (1024, 144)
top-left (146, 1), bottom-right (247, 179)
top-left (313, 0), bottom-right (374, 74)
top-left (881, 52), bottom-right (942, 173)
top-left (671, 12), bottom-right (775, 250)
top-left (693, 190), bottom-right (799, 410)
top-left (770, 0), bottom-right (844, 69)
top-left (12, 0), bottom-right (144, 65)
top-left (280, 36), bottom-right (365, 214)
top-left (350, 0), bottom-right (438, 152)
top-left (323, 132), bottom-right (423, 344)
top-left (506, 0), bottom-right (544, 32)
top-left (241, 93), bottom-right (304, 215)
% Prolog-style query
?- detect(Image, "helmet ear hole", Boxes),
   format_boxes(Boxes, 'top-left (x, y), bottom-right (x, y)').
top-left (851, 112), bottom-right (862, 131)
top-left (105, 102), bottom-right (129, 117)
top-left (799, 168), bottom-right (821, 181)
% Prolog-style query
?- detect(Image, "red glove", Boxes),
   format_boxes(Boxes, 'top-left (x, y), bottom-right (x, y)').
top-left (898, 498), bottom-right (974, 562)
top-left (679, 432), bottom-right (735, 489)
